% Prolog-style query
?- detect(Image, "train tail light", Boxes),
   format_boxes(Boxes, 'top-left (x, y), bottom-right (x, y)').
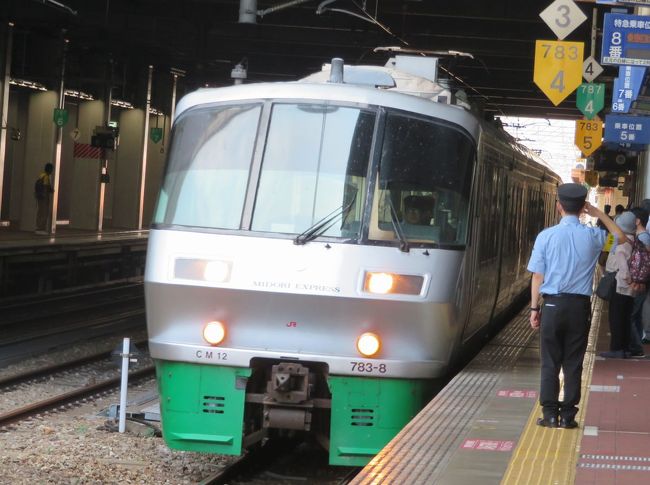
top-left (357, 332), bottom-right (381, 357)
top-left (364, 272), bottom-right (424, 295)
top-left (203, 320), bottom-right (226, 345)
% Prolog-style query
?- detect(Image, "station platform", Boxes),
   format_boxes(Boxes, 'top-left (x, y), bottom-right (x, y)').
top-left (0, 225), bottom-right (148, 298)
top-left (352, 297), bottom-right (650, 485)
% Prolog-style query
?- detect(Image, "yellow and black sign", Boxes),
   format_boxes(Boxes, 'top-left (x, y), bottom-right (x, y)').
top-left (574, 118), bottom-right (603, 157)
top-left (584, 170), bottom-right (599, 187)
top-left (534, 40), bottom-right (584, 105)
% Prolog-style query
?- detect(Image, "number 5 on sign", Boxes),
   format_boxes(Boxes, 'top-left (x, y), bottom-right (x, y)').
top-left (575, 118), bottom-right (603, 157)
top-left (534, 40), bottom-right (584, 105)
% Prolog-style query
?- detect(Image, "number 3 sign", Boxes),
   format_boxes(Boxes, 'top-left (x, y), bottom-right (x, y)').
top-left (534, 40), bottom-right (584, 105)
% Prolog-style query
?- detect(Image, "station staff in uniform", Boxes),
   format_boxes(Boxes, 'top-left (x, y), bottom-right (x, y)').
top-left (527, 183), bottom-right (625, 429)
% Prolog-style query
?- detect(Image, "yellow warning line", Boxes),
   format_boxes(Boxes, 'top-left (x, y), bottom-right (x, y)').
top-left (501, 299), bottom-right (602, 485)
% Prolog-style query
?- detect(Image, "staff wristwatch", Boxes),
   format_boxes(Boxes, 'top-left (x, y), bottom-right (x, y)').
top-left (530, 306), bottom-right (541, 312)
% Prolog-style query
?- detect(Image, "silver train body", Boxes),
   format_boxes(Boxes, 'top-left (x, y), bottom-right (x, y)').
top-left (145, 57), bottom-right (561, 464)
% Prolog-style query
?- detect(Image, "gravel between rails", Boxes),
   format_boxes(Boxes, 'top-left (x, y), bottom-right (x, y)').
top-left (0, 378), bottom-right (237, 485)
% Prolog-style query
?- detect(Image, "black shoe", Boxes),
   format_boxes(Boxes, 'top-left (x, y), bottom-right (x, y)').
top-left (536, 417), bottom-right (558, 428)
top-left (559, 417), bottom-right (578, 429)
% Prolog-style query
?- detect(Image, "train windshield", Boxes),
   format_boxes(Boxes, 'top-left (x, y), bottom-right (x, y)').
top-left (371, 111), bottom-right (475, 248)
top-left (153, 104), bottom-right (262, 229)
top-left (251, 104), bottom-right (374, 237)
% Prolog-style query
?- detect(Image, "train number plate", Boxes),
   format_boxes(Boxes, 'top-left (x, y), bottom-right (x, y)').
top-left (350, 361), bottom-right (387, 374)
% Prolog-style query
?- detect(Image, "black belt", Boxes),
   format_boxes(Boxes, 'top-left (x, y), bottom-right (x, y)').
top-left (542, 293), bottom-right (590, 301)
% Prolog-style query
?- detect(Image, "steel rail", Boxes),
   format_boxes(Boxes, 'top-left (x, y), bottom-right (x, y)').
top-left (0, 366), bottom-right (155, 427)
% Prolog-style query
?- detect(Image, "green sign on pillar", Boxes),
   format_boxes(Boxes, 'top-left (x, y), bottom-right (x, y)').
top-left (150, 127), bottom-right (163, 143)
top-left (576, 83), bottom-right (604, 120)
top-left (53, 108), bottom-right (69, 127)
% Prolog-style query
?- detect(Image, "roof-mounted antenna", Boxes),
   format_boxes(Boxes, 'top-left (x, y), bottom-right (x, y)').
top-left (330, 58), bottom-right (344, 83)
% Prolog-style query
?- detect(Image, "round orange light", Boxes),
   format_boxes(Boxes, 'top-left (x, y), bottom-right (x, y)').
top-left (203, 320), bottom-right (226, 345)
top-left (367, 272), bottom-right (394, 294)
top-left (357, 332), bottom-right (381, 357)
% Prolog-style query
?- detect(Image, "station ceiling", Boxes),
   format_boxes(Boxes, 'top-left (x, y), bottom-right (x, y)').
top-left (3, 0), bottom-right (610, 120)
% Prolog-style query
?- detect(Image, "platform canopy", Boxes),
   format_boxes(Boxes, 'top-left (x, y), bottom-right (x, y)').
top-left (1, 0), bottom-right (626, 119)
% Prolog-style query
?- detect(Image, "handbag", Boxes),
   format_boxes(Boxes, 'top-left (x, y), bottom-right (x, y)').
top-left (596, 271), bottom-right (617, 301)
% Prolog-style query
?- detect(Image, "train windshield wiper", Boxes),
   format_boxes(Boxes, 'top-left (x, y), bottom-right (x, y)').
top-left (294, 193), bottom-right (357, 245)
top-left (386, 194), bottom-right (410, 253)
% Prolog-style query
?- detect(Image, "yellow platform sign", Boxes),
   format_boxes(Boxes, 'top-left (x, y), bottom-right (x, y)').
top-left (534, 40), bottom-right (584, 105)
top-left (575, 118), bottom-right (603, 157)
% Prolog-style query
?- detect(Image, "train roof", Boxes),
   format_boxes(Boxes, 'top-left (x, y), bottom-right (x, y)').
top-left (175, 81), bottom-right (481, 143)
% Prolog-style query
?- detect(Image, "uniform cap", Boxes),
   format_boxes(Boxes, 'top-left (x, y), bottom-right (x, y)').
top-left (617, 211), bottom-right (636, 234)
top-left (557, 183), bottom-right (587, 211)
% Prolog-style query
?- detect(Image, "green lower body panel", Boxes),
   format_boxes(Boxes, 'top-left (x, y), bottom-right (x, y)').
top-left (155, 360), bottom-right (251, 454)
top-left (328, 375), bottom-right (430, 466)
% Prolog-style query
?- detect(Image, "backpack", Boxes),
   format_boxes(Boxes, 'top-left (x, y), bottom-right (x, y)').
top-left (628, 236), bottom-right (650, 283)
top-left (34, 176), bottom-right (45, 199)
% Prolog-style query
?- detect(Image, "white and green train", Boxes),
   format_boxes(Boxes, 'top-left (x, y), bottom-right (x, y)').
top-left (145, 55), bottom-right (560, 466)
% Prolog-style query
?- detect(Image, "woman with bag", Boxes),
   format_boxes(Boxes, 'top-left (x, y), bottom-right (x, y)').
top-left (601, 211), bottom-right (638, 359)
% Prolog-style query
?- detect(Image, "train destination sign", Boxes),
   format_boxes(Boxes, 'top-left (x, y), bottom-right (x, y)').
top-left (575, 118), bottom-right (603, 156)
top-left (576, 83), bottom-right (604, 119)
top-left (539, 0), bottom-right (587, 40)
top-left (602, 13), bottom-right (650, 66)
top-left (534, 40), bottom-right (584, 105)
top-left (604, 114), bottom-right (650, 145)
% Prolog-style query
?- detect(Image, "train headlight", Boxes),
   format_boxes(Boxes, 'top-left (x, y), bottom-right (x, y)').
top-left (364, 272), bottom-right (424, 295)
top-left (357, 332), bottom-right (381, 357)
top-left (203, 261), bottom-right (231, 283)
top-left (174, 258), bottom-right (231, 283)
top-left (203, 320), bottom-right (226, 345)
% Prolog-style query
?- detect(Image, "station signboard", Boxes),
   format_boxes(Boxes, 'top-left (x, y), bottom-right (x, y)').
top-left (604, 114), bottom-right (650, 144)
top-left (612, 65), bottom-right (645, 113)
top-left (583, 56), bottom-right (604, 82)
top-left (602, 13), bottom-right (650, 66)
top-left (576, 83), bottom-right (604, 119)
top-left (575, 118), bottom-right (603, 156)
top-left (597, 1), bottom-right (650, 5)
top-left (534, 40), bottom-right (584, 105)
top-left (539, 0), bottom-right (587, 40)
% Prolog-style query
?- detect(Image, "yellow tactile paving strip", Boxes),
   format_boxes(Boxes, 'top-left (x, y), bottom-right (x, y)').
top-left (501, 298), bottom-right (603, 485)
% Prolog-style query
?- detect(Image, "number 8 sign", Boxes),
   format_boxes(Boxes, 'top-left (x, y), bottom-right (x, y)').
top-left (534, 40), bottom-right (584, 105)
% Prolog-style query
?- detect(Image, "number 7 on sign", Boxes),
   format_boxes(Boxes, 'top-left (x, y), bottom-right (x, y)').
top-left (534, 40), bottom-right (584, 105)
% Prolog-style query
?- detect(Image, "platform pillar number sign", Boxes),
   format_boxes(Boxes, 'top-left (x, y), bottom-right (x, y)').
top-left (534, 40), bottom-right (585, 105)
top-left (575, 118), bottom-right (603, 157)
top-left (53, 108), bottom-right (68, 127)
top-left (576, 83), bottom-right (605, 119)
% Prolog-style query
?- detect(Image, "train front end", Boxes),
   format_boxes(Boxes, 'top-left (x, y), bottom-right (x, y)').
top-left (145, 82), bottom-right (479, 465)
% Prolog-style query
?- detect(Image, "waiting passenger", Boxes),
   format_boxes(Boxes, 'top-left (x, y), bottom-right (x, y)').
top-left (527, 183), bottom-right (625, 429)
top-left (601, 212), bottom-right (638, 359)
top-left (626, 207), bottom-right (650, 358)
top-left (34, 162), bottom-right (54, 235)
top-left (613, 204), bottom-right (625, 222)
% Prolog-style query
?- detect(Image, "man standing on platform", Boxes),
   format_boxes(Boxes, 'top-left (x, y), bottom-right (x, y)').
top-left (527, 183), bottom-right (626, 429)
top-left (34, 162), bottom-right (54, 235)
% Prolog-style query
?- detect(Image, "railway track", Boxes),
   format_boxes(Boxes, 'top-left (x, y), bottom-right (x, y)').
top-left (198, 439), bottom-right (360, 485)
top-left (0, 282), bottom-right (146, 366)
top-left (0, 354), bottom-right (155, 428)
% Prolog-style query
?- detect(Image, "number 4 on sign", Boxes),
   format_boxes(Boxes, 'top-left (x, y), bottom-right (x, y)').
top-left (575, 118), bottom-right (603, 157)
top-left (534, 40), bottom-right (584, 105)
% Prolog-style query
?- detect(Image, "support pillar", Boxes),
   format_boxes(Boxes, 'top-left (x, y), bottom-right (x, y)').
top-left (0, 22), bottom-right (14, 225)
top-left (137, 65), bottom-right (153, 230)
top-left (49, 35), bottom-right (68, 235)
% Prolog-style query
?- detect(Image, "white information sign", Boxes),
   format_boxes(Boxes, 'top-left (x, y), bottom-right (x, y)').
top-left (583, 56), bottom-right (604, 82)
top-left (539, 0), bottom-right (587, 40)
top-left (70, 128), bottom-right (81, 141)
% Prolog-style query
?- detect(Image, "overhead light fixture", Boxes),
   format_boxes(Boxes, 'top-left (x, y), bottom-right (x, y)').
top-left (10, 78), bottom-right (47, 91)
top-left (111, 99), bottom-right (134, 109)
top-left (149, 107), bottom-right (164, 116)
top-left (64, 89), bottom-right (94, 100)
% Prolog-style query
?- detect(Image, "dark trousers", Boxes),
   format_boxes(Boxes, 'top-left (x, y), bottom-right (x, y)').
top-left (540, 295), bottom-right (591, 421)
top-left (608, 292), bottom-right (634, 352)
top-left (629, 290), bottom-right (646, 354)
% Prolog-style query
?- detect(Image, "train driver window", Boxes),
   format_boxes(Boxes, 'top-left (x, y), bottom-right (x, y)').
top-left (371, 111), bottom-right (475, 248)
